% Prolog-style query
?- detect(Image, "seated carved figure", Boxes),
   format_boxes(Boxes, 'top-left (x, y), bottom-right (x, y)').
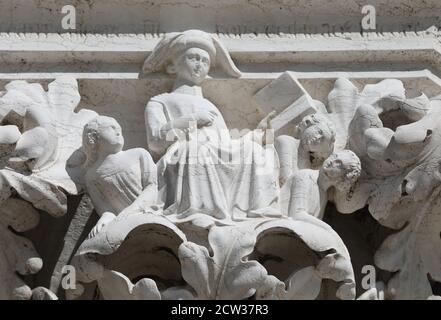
top-left (144, 30), bottom-right (280, 220)
top-left (275, 113), bottom-right (336, 185)
top-left (284, 150), bottom-right (361, 220)
top-left (82, 116), bottom-right (159, 237)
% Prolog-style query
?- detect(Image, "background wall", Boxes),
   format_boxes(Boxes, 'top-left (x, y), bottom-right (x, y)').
top-left (0, 0), bottom-right (440, 34)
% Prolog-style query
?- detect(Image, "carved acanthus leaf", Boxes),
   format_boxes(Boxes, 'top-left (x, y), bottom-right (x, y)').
top-left (374, 187), bottom-right (441, 299)
top-left (98, 270), bottom-right (161, 300)
top-left (0, 77), bottom-right (98, 299)
top-left (178, 225), bottom-right (268, 300)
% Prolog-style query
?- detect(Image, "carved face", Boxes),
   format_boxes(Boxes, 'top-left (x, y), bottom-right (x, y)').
top-left (84, 116), bottom-right (124, 157)
top-left (97, 118), bottom-right (124, 153)
top-left (322, 151), bottom-right (361, 192)
top-left (173, 47), bottom-right (211, 85)
top-left (300, 124), bottom-right (335, 163)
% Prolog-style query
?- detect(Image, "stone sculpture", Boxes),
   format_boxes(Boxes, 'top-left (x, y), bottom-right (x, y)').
top-left (336, 80), bottom-right (441, 299)
top-left (82, 115), bottom-right (159, 238)
top-left (0, 26), bottom-right (439, 300)
top-left (0, 76), bottom-right (97, 299)
top-left (68, 30), bottom-right (357, 301)
top-left (285, 150), bottom-right (361, 220)
top-left (144, 30), bottom-right (280, 220)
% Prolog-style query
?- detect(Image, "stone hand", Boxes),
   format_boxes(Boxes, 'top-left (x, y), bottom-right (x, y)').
top-left (255, 111), bottom-right (277, 145)
top-left (257, 110), bottom-right (277, 130)
top-left (194, 110), bottom-right (217, 127)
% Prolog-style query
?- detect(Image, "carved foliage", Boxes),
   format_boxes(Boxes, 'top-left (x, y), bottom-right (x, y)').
top-left (178, 225), bottom-right (267, 300)
top-left (0, 77), bottom-right (97, 299)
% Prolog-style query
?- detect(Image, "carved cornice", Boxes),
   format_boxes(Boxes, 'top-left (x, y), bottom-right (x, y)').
top-left (0, 27), bottom-right (439, 46)
top-left (1, 29), bottom-right (441, 80)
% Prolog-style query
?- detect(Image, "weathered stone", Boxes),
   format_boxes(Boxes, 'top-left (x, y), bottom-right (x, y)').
top-left (0, 1), bottom-right (440, 301)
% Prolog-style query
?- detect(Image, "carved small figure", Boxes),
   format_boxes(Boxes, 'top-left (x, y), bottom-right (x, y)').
top-left (276, 113), bottom-right (336, 185)
top-left (285, 149), bottom-right (361, 220)
top-left (82, 116), bottom-right (159, 237)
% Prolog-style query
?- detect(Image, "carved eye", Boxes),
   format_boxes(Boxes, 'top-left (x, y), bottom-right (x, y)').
top-left (188, 54), bottom-right (198, 61)
top-left (334, 159), bottom-right (343, 168)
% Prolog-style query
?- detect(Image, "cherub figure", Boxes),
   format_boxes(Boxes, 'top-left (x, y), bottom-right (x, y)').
top-left (82, 116), bottom-right (159, 237)
top-left (284, 150), bottom-right (361, 220)
top-left (275, 113), bottom-right (336, 185)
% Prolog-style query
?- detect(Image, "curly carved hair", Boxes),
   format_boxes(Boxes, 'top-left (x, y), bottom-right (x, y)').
top-left (294, 113), bottom-right (336, 142)
top-left (322, 149), bottom-right (362, 185)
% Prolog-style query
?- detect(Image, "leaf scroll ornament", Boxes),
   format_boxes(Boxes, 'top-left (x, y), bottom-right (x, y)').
top-left (178, 225), bottom-right (268, 300)
top-left (374, 186), bottom-right (441, 299)
top-left (0, 77), bottom-right (98, 299)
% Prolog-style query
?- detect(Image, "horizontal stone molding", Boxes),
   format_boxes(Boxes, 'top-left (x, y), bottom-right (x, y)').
top-left (1, 30), bottom-right (441, 78)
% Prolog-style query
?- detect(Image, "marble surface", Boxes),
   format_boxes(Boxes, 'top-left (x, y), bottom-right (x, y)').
top-left (0, 1), bottom-right (440, 300)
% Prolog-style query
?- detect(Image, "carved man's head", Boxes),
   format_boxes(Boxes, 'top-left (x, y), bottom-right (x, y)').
top-left (321, 150), bottom-right (361, 192)
top-left (168, 47), bottom-right (211, 85)
top-left (83, 116), bottom-right (124, 164)
top-left (142, 30), bottom-right (242, 80)
top-left (296, 114), bottom-right (336, 166)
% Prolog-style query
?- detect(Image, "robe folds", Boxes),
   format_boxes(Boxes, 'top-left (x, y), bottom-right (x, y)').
top-left (146, 92), bottom-right (281, 220)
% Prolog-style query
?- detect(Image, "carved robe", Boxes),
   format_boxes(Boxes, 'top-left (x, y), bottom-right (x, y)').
top-left (281, 169), bottom-right (327, 220)
top-left (85, 148), bottom-right (157, 215)
top-left (145, 92), bottom-right (280, 220)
